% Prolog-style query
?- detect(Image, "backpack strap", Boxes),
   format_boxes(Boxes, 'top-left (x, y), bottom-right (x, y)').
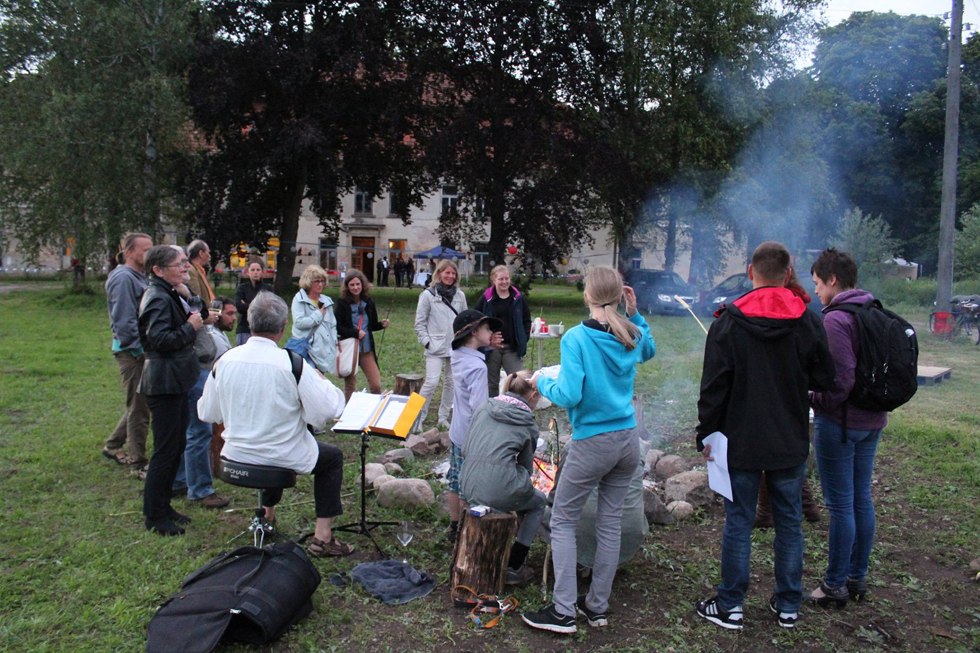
top-left (286, 349), bottom-right (303, 384)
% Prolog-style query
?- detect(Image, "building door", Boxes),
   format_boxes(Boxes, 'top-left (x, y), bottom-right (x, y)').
top-left (351, 236), bottom-right (376, 282)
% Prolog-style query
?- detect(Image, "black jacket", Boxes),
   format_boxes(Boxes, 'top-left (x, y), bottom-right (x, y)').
top-left (334, 297), bottom-right (384, 359)
top-left (473, 286), bottom-right (532, 358)
top-left (234, 279), bottom-right (266, 334)
top-left (696, 286), bottom-right (835, 471)
top-left (138, 276), bottom-right (201, 396)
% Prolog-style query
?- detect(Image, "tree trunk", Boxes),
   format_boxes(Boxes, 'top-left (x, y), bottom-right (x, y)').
top-left (274, 162), bottom-right (308, 296)
top-left (449, 511), bottom-right (517, 605)
top-left (393, 373), bottom-right (423, 396)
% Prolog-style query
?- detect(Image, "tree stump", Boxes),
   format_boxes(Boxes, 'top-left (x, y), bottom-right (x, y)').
top-left (394, 373), bottom-right (424, 396)
top-left (449, 511), bottom-right (518, 606)
top-left (210, 424), bottom-right (225, 477)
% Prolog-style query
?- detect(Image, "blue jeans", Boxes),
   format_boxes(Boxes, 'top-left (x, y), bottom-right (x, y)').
top-left (719, 464), bottom-right (806, 612)
top-left (813, 413), bottom-right (881, 588)
top-left (174, 370), bottom-right (216, 500)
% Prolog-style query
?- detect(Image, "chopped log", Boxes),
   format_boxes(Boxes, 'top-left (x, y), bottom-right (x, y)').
top-left (450, 511), bottom-right (518, 606)
top-left (394, 373), bottom-right (424, 396)
top-left (210, 424), bottom-right (225, 477)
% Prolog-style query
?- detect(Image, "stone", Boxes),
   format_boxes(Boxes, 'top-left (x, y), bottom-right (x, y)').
top-left (655, 454), bottom-right (691, 479)
top-left (383, 462), bottom-right (403, 476)
top-left (438, 432), bottom-right (451, 451)
top-left (404, 434), bottom-right (433, 456)
top-left (363, 462), bottom-right (388, 487)
top-left (421, 428), bottom-right (442, 445)
top-left (664, 470), bottom-right (711, 507)
top-left (377, 478), bottom-right (436, 510)
top-left (375, 448), bottom-right (415, 465)
top-left (372, 474), bottom-right (396, 490)
top-left (643, 487), bottom-right (675, 526)
top-left (645, 448), bottom-right (665, 473)
top-left (667, 500), bottom-right (694, 520)
top-left (969, 557), bottom-right (980, 572)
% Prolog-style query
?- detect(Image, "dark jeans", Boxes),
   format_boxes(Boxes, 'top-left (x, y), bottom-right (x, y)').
top-left (261, 441), bottom-right (344, 519)
top-left (719, 464), bottom-right (806, 612)
top-left (143, 393), bottom-right (189, 522)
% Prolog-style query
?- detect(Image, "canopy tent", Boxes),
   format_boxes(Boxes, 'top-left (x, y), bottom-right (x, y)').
top-left (412, 245), bottom-right (465, 260)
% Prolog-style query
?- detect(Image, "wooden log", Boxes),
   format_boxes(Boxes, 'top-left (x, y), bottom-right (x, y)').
top-left (449, 511), bottom-right (518, 606)
top-left (394, 373), bottom-right (424, 396)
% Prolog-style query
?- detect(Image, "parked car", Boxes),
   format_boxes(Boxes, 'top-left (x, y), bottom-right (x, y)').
top-left (696, 273), bottom-right (753, 316)
top-left (625, 269), bottom-right (697, 315)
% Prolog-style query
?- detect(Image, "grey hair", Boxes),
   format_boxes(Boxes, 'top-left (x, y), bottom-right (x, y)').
top-left (188, 239), bottom-right (209, 260)
top-left (144, 244), bottom-right (182, 276)
top-left (248, 291), bottom-right (289, 334)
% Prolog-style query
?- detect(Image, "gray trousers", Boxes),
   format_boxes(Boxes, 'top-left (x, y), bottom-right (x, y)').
top-left (514, 488), bottom-right (548, 547)
top-left (485, 346), bottom-right (524, 397)
top-left (550, 428), bottom-right (639, 618)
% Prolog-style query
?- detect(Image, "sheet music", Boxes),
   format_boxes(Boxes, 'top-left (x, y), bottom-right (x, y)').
top-left (332, 392), bottom-right (383, 432)
top-left (702, 431), bottom-right (732, 502)
top-left (373, 396), bottom-right (408, 432)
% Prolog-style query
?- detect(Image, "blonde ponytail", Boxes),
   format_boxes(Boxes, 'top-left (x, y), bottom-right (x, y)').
top-left (584, 266), bottom-right (640, 350)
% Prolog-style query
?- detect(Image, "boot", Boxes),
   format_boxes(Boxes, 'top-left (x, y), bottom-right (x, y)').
top-left (802, 479), bottom-right (822, 522)
top-left (754, 476), bottom-right (773, 528)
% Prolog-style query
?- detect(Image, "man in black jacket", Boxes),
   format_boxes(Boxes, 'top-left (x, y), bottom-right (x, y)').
top-left (694, 241), bottom-right (835, 631)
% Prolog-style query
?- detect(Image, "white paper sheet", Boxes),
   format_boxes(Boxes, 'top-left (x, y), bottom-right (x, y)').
top-left (332, 392), bottom-right (382, 432)
top-left (702, 431), bottom-right (732, 502)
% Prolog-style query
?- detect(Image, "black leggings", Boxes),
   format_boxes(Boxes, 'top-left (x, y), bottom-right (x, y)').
top-left (261, 441), bottom-right (344, 519)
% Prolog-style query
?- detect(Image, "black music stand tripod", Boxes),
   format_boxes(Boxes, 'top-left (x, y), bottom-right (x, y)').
top-left (334, 429), bottom-right (397, 555)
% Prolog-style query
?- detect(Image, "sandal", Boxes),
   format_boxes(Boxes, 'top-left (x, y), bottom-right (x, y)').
top-left (307, 536), bottom-right (354, 557)
top-left (101, 447), bottom-right (128, 465)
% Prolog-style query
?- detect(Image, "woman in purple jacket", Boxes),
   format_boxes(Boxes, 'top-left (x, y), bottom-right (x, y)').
top-left (809, 249), bottom-right (887, 607)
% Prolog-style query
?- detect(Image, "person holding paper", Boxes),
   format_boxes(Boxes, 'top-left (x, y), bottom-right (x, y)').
top-left (198, 291), bottom-right (353, 557)
top-left (694, 241), bottom-right (835, 631)
top-left (522, 265), bottom-right (655, 635)
top-left (335, 268), bottom-right (389, 401)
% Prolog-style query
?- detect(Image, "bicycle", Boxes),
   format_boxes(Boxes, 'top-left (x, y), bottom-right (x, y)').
top-left (928, 295), bottom-right (980, 344)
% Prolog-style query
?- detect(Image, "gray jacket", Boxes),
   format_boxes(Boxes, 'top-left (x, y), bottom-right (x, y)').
top-left (105, 264), bottom-right (147, 351)
top-left (414, 286), bottom-right (466, 358)
top-left (460, 394), bottom-right (537, 511)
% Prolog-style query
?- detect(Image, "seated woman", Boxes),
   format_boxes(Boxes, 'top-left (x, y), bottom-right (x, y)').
top-left (459, 371), bottom-right (546, 586)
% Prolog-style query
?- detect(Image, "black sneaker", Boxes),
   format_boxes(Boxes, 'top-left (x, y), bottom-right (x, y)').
top-left (521, 604), bottom-right (577, 634)
top-left (769, 595), bottom-right (799, 629)
top-left (576, 595), bottom-right (608, 628)
top-left (695, 596), bottom-right (743, 630)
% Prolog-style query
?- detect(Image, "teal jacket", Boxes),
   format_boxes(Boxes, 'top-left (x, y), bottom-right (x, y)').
top-left (537, 312), bottom-right (655, 440)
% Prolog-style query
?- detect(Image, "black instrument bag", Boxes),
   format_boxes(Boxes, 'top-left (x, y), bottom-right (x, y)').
top-left (147, 541), bottom-right (321, 653)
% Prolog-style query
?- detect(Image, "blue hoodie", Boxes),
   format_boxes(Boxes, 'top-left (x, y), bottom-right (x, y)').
top-left (537, 312), bottom-right (655, 440)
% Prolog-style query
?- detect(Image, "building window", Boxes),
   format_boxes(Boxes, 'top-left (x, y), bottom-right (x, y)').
top-left (472, 242), bottom-right (490, 275)
top-left (441, 185), bottom-right (458, 215)
top-left (354, 188), bottom-right (373, 214)
top-left (319, 238), bottom-right (338, 273)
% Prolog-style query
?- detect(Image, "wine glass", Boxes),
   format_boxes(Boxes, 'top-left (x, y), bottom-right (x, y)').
top-left (187, 295), bottom-right (204, 315)
top-left (396, 520), bottom-right (413, 564)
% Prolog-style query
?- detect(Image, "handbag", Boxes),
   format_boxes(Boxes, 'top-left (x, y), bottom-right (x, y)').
top-left (146, 541), bottom-right (321, 653)
top-left (337, 337), bottom-right (359, 377)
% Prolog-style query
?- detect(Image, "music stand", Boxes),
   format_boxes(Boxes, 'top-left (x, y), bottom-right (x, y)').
top-left (334, 429), bottom-right (397, 555)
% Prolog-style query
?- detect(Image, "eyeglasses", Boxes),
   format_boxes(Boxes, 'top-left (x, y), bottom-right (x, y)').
top-left (165, 260), bottom-right (190, 268)
top-left (311, 279), bottom-right (326, 284)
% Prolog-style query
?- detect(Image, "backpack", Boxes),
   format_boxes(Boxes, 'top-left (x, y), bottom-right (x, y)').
top-left (825, 299), bottom-right (918, 412)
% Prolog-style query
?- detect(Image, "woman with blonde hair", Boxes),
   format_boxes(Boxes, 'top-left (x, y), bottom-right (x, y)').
top-left (334, 268), bottom-right (388, 400)
top-left (288, 265), bottom-right (337, 375)
top-left (522, 265), bottom-right (656, 634)
top-left (473, 265), bottom-right (531, 396)
top-left (413, 259), bottom-right (467, 428)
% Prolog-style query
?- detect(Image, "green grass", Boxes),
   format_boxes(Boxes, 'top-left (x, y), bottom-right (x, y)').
top-left (1, 282), bottom-right (978, 652)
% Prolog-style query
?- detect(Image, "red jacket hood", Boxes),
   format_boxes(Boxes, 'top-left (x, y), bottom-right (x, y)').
top-left (733, 286), bottom-right (806, 320)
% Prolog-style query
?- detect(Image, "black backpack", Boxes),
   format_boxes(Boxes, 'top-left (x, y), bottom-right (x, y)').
top-left (825, 299), bottom-right (918, 413)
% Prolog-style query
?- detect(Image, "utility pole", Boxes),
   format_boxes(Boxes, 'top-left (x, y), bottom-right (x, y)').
top-left (937, 0), bottom-right (963, 309)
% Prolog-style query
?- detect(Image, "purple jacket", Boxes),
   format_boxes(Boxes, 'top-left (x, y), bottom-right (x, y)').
top-left (809, 289), bottom-right (888, 431)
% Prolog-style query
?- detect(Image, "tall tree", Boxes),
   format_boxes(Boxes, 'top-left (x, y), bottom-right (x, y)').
top-left (183, 1), bottom-right (429, 294)
top-left (0, 0), bottom-right (194, 268)
top-left (406, 0), bottom-right (603, 270)
top-left (555, 0), bottom-right (822, 274)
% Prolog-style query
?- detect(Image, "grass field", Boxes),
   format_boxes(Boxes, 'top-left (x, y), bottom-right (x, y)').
top-left (0, 280), bottom-right (978, 652)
